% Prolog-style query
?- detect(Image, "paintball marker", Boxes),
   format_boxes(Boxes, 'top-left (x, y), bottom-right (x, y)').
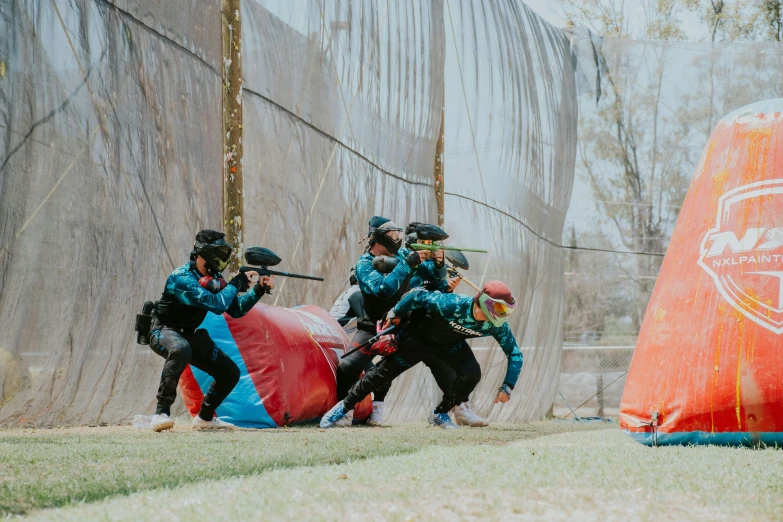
top-left (341, 324), bottom-right (399, 359)
top-left (409, 243), bottom-right (488, 254)
top-left (239, 247), bottom-right (324, 291)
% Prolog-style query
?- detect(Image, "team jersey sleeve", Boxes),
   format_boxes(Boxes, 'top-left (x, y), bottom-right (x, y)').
top-left (427, 276), bottom-right (450, 292)
top-left (226, 285), bottom-right (264, 318)
top-left (414, 260), bottom-right (450, 291)
top-left (492, 324), bottom-right (524, 388)
top-left (169, 273), bottom-right (240, 315)
top-left (347, 290), bottom-right (365, 319)
top-left (393, 288), bottom-right (458, 317)
top-left (355, 256), bottom-right (412, 298)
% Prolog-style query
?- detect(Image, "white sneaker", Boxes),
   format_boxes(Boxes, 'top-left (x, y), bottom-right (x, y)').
top-left (367, 401), bottom-right (385, 426)
top-left (335, 409), bottom-right (354, 427)
top-left (191, 415), bottom-right (235, 430)
top-left (452, 402), bottom-right (489, 427)
top-left (150, 413), bottom-right (175, 432)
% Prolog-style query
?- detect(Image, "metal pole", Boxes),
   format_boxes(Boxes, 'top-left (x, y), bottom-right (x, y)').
top-left (222, 0), bottom-right (244, 272)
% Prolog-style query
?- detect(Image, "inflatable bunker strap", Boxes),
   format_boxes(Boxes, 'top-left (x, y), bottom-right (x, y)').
top-left (620, 99), bottom-right (783, 446)
top-left (179, 304), bottom-right (372, 428)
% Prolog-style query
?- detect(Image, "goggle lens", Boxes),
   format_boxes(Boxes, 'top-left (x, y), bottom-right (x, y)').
top-left (385, 230), bottom-right (403, 242)
top-left (214, 245), bottom-right (232, 262)
top-left (480, 293), bottom-right (516, 319)
top-left (491, 301), bottom-right (513, 316)
top-left (215, 258), bottom-right (229, 271)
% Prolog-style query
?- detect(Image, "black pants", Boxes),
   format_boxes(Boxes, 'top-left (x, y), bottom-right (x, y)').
top-left (343, 335), bottom-right (481, 414)
top-left (149, 323), bottom-right (240, 420)
top-left (337, 329), bottom-right (461, 402)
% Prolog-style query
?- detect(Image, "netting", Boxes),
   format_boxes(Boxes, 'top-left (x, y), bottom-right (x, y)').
top-left (0, 0), bottom-right (224, 425)
top-left (432, 2), bottom-right (576, 423)
top-left (0, 0), bottom-right (576, 426)
top-left (557, 30), bottom-right (783, 418)
top-left (238, 0), bottom-right (578, 424)
top-left (240, 0), bottom-right (442, 308)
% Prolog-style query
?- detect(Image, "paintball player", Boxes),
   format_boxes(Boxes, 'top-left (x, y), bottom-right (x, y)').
top-left (321, 281), bottom-right (523, 430)
top-left (147, 230), bottom-right (274, 432)
top-left (337, 216), bottom-right (454, 426)
top-left (407, 222), bottom-right (488, 427)
top-left (329, 269), bottom-right (364, 327)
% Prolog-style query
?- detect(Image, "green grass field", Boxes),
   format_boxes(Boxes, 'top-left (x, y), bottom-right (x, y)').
top-left (1, 421), bottom-right (781, 520)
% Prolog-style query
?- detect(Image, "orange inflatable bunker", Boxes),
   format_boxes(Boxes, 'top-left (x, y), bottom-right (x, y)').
top-left (621, 99), bottom-right (783, 445)
top-left (179, 304), bottom-right (372, 428)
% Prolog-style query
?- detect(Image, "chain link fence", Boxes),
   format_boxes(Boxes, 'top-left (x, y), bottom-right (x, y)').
top-left (554, 346), bottom-right (632, 418)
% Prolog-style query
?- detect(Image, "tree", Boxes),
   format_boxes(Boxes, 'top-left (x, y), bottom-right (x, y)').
top-left (559, 0), bottom-right (783, 338)
top-left (560, 0), bottom-right (693, 331)
top-left (685, 0), bottom-right (783, 41)
top-left (564, 227), bottom-right (634, 345)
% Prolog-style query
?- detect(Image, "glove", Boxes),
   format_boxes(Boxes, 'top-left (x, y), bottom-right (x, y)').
top-left (253, 282), bottom-right (272, 295)
top-left (494, 383), bottom-right (512, 404)
top-left (432, 249), bottom-right (445, 268)
top-left (369, 337), bottom-right (398, 356)
top-left (382, 310), bottom-right (401, 330)
top-left (228, 272), bottom-right (250, 292)
top-left (404, 251), bottom-right (422, 268)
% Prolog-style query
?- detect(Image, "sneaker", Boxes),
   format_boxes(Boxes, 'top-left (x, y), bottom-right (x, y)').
top-left (191, 415), bottom-right (235, 430)
top-left (150, 413), bottom-right (175, 432)
top-left (320, 401), bottom-right (347, 429)
top-left (367, 401), bottom-right (385, 427)
top-left (428, 412), bottom-right (459, 430)
top-left (453, 402), bottom-right (489, 427)
top-left (335, 409), bottom-right (354, 427)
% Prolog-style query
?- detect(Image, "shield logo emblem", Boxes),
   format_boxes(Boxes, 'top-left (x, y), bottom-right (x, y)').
top-left (697, 179), bottom-right (783, 334)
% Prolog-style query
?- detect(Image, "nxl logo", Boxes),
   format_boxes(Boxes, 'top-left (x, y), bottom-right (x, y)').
top-left (698, 179), bottom-right (783, 334)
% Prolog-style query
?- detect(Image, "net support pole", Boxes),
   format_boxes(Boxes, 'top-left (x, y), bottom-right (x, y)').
top-left (434, 100), bottom-right (445, 226)
top-left (222, 0), bottom-right (244, 272)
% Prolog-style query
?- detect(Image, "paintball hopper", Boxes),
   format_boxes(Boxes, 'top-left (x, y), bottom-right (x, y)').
top-left (406, 223), bottom-right (449, 260)
top-left (240, 246), bottom-right (324, 282)
top-left (244, 246), bottom-right (282, 267)
top-left (445, 250), bottom-right (470, 270)
top-left (406, 222), bottom-right (449, 243)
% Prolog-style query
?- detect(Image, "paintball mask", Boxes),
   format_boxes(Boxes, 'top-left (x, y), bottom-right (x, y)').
top-left (192, 230), bottom-right (232, 275)
top-left (371, 221), bottom-right (405, 255)
top-left (476, 281), bottom-right (516, 327)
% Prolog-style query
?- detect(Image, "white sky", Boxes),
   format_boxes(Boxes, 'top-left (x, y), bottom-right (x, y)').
top-left (523, 0), bottom-right (709, 41)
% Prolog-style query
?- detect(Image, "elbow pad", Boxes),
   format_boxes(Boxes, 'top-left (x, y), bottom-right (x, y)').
top-left (199, 276), bottom-right (227, 294)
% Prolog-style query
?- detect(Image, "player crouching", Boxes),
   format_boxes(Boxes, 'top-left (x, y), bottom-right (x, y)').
top-left (321, 281), bottom-right (523, 429)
